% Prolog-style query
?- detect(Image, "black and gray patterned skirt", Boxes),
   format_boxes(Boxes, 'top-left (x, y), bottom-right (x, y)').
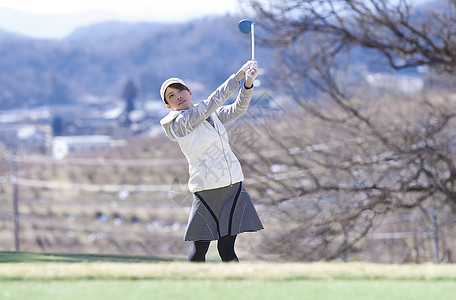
top-left (184, 182), bottom-right (264, 241)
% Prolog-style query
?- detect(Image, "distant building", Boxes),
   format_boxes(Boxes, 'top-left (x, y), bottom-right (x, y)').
top-left (0, 124), bottom-right (51, 152)
top-left (52, 135), bottom-right (112, 159)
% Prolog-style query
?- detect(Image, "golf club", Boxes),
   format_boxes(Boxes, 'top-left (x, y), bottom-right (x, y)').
top-left (238, 19), bottom-right (255, 60)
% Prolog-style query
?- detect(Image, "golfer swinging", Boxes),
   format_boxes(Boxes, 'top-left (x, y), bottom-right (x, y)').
top-left (160, 59), bottom-right (264, 262)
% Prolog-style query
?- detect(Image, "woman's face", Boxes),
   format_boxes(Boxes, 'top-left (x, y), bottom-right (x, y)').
top-left (165, 87), bottom-right (193, 111)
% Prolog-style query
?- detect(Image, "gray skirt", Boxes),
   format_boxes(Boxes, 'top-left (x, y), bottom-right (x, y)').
top-left (184, 182), bottom-right (264, 241)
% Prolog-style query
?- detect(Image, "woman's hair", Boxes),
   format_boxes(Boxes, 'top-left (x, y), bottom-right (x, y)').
top-left (164, 83), bottom-right (190, 104)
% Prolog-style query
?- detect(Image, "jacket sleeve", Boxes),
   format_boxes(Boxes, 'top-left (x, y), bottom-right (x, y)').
top-left (160, 74), bottom-right (240, 139)
top-left (215, 84), bottom-right (253, 124)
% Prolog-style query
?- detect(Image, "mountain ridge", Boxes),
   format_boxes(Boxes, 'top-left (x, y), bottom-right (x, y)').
top-left (0, 15), bottom-right (262, 109)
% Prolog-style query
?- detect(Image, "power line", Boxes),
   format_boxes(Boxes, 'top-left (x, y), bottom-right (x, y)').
top-left (3, 143), bottom-right (329, 167)
top-left (6, 154), bottom-right (187, 166)
top-left (8, 168), bottom-right (310, 192)
top-left (10, 177), bottom-right (171, 193)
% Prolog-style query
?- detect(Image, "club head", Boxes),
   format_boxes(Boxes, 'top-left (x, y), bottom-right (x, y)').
top-left (238, 19), bottom-right (254, 34)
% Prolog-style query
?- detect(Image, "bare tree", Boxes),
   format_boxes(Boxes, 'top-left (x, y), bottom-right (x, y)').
top-left (250, 0), bottom-right (456, 71)
top-left (241, 0), bottom-right (456, 262)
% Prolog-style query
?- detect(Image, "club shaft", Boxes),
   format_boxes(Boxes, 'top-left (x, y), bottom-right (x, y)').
top-left (251, 24), bottom-right (255, 60)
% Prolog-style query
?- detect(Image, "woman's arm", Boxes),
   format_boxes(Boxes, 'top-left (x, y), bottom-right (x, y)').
top-left (216, 84), bottom-right (253, 124)
top-left (170, 74), bottom-right (240, 137)
top-left (216, 60), bottom-right (258, 124)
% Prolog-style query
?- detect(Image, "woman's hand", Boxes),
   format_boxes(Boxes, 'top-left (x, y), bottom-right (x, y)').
top-left (244, 60), bottom-right (258, 88)
top-left (236, 60), bottom-right (259, 87)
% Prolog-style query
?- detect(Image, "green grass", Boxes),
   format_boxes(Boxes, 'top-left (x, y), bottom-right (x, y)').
top-left (1, 279), bottom-right (455, 300)
top-left (0, 252), bottom-right (455, 300)
top-left (0, 251), bottom-right (177, 264)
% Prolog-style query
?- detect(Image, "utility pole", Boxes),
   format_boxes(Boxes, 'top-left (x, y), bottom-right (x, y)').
top-left (432, 214), bottom-right (439, 263)
top-left (429, 197), bottom-right (439, 263)
top-left (11, 144), bottom-right (20, 252)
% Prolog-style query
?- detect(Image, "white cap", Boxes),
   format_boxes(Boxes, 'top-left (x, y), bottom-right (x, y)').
top-left (160, 77), bottom-right (188, 103)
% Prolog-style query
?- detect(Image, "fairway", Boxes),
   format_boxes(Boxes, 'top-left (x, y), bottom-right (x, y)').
top-left (2, 279), bottom-right (456, 300)
top-left (0, 252), bottom-right (455, 300)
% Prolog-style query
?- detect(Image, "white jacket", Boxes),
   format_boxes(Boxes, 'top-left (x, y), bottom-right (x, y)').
top-left (167, 112), bottom-right (243, 192)
top-left (160, 74), bottom-right (253, 193)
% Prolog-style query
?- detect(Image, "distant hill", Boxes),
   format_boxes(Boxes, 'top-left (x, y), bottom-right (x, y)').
top-left (0, 15), bottom-right (270, 109)
top-left (65, 22), bottom-right (161, 44)
top-left (0, 5), bottom-right (434, 110)
top-left (0, 28), bottom-right (20, 39)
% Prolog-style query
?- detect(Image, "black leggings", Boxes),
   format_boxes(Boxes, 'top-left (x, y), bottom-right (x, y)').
top-left (188, 235), bottom-right (238, 262)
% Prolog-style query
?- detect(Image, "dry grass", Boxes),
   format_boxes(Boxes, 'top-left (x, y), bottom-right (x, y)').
top-left (1, 261), bottom-right (455, 281)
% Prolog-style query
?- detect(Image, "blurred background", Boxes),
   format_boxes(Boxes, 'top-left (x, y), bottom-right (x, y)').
top-left (1, 0), bottom-right (455, 263)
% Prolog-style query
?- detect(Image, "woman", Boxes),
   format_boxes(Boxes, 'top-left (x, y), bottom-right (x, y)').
top-left (160, 60), bottom-right (263, 262)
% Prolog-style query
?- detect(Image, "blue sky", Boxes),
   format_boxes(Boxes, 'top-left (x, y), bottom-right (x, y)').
top-left (0, 0), bottom-right (240, 38)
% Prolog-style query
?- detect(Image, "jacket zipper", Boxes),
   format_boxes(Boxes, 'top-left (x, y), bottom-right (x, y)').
top-left (212, 121), bottom-right (233, 186)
